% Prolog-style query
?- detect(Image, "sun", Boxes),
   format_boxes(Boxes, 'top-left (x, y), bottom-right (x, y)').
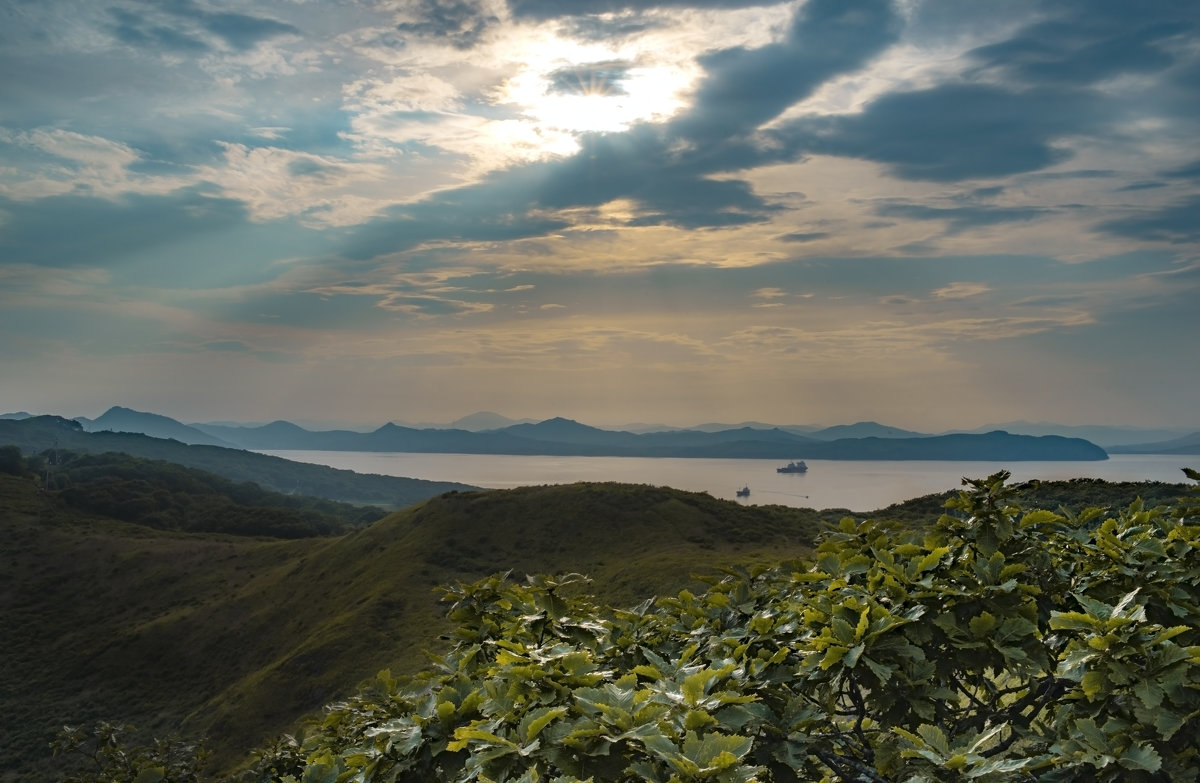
top-left (497, 34), bottom-right (696, 152)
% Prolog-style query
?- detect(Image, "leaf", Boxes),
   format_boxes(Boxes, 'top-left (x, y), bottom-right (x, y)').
top-left (917, 724), bottom-right (951, 757)
top-left (968, 612), bottom-right (997, 638)
top-left (1081, 670), bottom-right (1106, 701)
top-left (917, 547), bottom-right (950, 574)
top-left (1119, 744), bottom-right (1162, 772)
top-left (523, 706), bottom-right (569, 744)
top-left (819, 645), bottom-right (848, 670)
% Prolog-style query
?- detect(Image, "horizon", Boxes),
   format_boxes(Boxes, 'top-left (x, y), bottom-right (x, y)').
top-left (5, 403), bottom-right (1197, 440)
top-left (2, 1), bottom-right (1198, 430)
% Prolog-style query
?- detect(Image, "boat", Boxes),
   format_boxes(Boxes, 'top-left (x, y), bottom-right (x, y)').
top-left (776, 460), bottom-right (808, 474)
top-left (736, 486), bottom-right (750, 497)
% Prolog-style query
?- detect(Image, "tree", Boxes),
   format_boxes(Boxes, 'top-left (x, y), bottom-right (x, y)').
top-left (223, 472), bottom-right (1200, 781)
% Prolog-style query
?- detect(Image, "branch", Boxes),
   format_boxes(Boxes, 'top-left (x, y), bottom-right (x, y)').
top-left (813, 747), bottom-right (890, 783)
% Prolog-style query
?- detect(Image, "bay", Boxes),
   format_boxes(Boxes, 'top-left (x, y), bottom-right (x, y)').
top-left (259, 451), bottom-right (1198, 512)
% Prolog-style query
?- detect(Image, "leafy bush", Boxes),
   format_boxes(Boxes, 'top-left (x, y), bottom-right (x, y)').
top-left (52, 722), bottom-right (210, 783)
top-left (241, 470), bottom-right (1200, 782)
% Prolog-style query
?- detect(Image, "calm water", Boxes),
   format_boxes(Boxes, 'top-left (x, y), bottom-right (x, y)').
top-left (260, 451), bottom-right (1197, 512)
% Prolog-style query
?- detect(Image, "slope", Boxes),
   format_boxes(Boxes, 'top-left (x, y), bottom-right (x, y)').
top-left (1, 473), bottom-right (831, 780)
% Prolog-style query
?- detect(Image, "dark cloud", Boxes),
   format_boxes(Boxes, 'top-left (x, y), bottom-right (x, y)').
top-left (675, 0), bottom-right (900, 145)
top-left (1116, 181), bottom-right (1168, 192)
top-left (397, 0), bottom-right (500, 49)
top-left (875, 203), bottom-right (1055, 234)
top-left (559, 15), bottom-right (661, 42)
top-left (120, 0), bottom-right (299, 52)
top-left (1096, 195), bottom-right (1200, 243)
top-left (546, 61), bottom-right (631, 96)
top-left (1162, 159), bottom-right (1200, 179)
top-left (965, 12), bottom-right (1190, 87)
top-left (775, 83), bottom-right (1104, 181)
top-left (779, 231), bottom-right (830, 243)
top-left (203, 12), bottom-right (299, 50)
top-left (110, 9), bottom-right (210, 53)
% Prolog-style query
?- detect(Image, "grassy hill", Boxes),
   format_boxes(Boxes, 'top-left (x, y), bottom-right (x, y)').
top-left (0, 470), bottom-right (832, 780)
top-left (3, 451), bottom-right (1194, 781)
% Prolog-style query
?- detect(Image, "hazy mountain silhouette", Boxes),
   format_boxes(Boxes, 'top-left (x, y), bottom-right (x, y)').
top-left (77, 406), bottom-right (234, 447)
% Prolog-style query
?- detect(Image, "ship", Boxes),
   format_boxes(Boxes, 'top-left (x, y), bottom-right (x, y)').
top-left (776, 460), bottom-right (808, 474)
top-left (736, 486), bottom-right (751, 497)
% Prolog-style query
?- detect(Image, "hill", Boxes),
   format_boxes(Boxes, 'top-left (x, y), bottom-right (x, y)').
top-left (0, 415), bottom-right (475, 508)
top-left (0, 470), bottom-right (833, 780)
top-left (5, 450), bottom-right (1189, 780)
top-left (1108, 431), bottom-right (1200, 455)
top-left (78, 405), bottom-right (235, 447)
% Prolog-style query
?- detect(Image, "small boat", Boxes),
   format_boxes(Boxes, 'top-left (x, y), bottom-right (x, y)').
top-left (736, 486), bottom-right (751, 497)
top-left (776, 460), bottom-right (808, 474)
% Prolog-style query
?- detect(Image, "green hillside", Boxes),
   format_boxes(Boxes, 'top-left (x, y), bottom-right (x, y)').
top-left (0, 470), bottom-right (830, 780)
top-left (3, 447), bottom-right (1194, 781)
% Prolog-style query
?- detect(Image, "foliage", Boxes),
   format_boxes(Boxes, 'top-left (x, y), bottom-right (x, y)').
top-left (52, 722), bottom-right (211, 783)
top-left (39, 450), bottom-right (385, 537)
top-left (0, 444), bottom-right (25, 475)
top-left (245, 470), bottom-right (1200, 782)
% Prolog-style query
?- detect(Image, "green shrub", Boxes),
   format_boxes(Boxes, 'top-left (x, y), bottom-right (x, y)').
top-left (243, 470), bottom-right (1200, 782)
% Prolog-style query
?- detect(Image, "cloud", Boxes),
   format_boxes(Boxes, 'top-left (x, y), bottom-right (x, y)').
top-left (107, 2), bottom-right (299, 54)
top-left (964, 4), bottom-right (1190, 87)
top-left (778, 231), bottom-right (830, 242)
top-left (110, 8), bottom-right (210, 53)
top-left (506, 0), bottom-right (785, 21)
top-left (932, 281), bottom-right (989, 299)
top-left (1096, 195), bottom-right (1200, 244)
top-left (776, 83), bottom-right (1104, 181)
top-left (395, 0), bottom-right (501, 49)
top-left (875, 202), bottom-right (1056, 234)
top-left (0, 188), bottom-right (248, 269)
top-left (673, 0), bottom-right (900, 145)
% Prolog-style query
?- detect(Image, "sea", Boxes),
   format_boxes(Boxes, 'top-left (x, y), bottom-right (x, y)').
top-left (258, 451), bottom-right (1198, 513)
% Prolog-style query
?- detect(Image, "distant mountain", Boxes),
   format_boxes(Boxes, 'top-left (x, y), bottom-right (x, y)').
top-left (809, 421), bottom-right (928, 440)
top-left (0, 415), bottom-right (476, 508)
top-left (685, 421), bottom-right (822, 435)
top-left (77, 406), bottom-right (235, 447)
top-left (0, 411), bottom-right (32, 420)
top-left (1107, 431), bottom-right (1200, 456)
top-left (449, 411), bottom-right (532, 430)
top-left (188, 416), bottom-right (1104, 461)
top-left (500, 417), bottom-right (637, 446)
top-left (963, 421), bottom-right (1194, 448)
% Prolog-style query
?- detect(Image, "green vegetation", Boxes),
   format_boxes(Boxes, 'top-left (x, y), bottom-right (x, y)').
top-left (3, 445), bottom-right (1196, 782)
top-left (242, 471), bottom-right (1200, 782)
top-left (0, 415), bottom-right (475, 508)
top-left (39, 450), bottom-right (384, 537)
top-left (0, 471), bottom-right (828, 782)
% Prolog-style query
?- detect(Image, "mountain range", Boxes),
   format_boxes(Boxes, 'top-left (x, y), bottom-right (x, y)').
top-left (52, 406), bottom-right (1120, 460)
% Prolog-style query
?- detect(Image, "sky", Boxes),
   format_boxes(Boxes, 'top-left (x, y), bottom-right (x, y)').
top-left (1, 0), bottom-right (1198, 431)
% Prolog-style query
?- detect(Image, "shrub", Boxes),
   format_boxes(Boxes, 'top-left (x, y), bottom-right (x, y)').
top-left (239, 470), bottom-right (1200, 782)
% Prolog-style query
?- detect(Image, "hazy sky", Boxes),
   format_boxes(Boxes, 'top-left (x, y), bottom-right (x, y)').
top-left (2, 0), bottom-right (1198, 430)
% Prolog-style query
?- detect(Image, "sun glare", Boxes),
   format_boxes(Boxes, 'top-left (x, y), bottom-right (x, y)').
top-left (496, 33), bottom-right (696, 155)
